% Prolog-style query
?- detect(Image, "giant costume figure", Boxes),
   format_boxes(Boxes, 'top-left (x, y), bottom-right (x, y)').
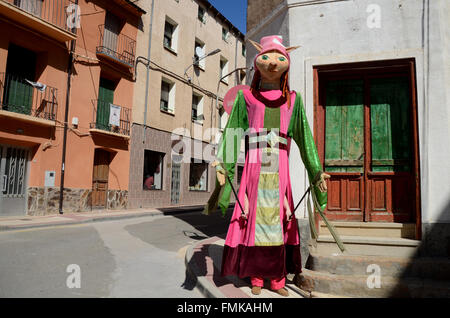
top-left (204, 36), bottom-right (330, 296)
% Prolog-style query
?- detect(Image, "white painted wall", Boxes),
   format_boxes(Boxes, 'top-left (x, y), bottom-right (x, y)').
top-left (247, 0), bottom-right (450, 224)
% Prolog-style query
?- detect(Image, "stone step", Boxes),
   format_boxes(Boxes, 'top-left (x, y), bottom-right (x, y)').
top-left (296, 269), bottom-right (450, 298)
top-left (319, 221), bottom-right (416, 239)
top-left (312, 235), bottom-right (420, 258)
top-left (305, 252), bottom-right (450, 280)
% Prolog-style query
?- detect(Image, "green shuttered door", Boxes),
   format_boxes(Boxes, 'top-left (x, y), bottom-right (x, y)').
top-left (323, 75), bottom-right (414, 222)
top-left (96, 78), bottom-right (115, 131)
top-left (370, 77), bottom-right (411, 172)
top-left (325, 79), bottom-right (364, 173)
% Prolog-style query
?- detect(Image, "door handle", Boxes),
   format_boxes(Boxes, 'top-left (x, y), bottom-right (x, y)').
top-left (2, 175), bottom-right (7, 192)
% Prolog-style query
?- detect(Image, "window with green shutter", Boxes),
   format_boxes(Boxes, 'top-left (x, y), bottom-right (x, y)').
top-left (96, 77), bottom-right (116, 131)
top-left (3, 44), bottom-right (36, 115)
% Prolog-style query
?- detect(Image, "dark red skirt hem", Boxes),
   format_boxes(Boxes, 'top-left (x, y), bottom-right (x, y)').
top-left (220, 244), bottom-right (302, 279)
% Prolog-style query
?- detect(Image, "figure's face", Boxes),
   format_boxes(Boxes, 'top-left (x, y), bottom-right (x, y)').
top-left (255, 50), bottom-right (289, 82)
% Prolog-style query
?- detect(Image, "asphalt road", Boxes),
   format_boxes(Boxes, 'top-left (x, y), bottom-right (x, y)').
top-left (0, 209), bottom-right (233, 298)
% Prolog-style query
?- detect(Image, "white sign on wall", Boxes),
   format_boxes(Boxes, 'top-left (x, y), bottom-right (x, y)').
top-left (109, 104), bottom-right (121, 127)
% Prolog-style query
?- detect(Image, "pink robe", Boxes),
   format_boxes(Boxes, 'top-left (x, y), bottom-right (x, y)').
top-left (220, 89), bottom-right (302, 279)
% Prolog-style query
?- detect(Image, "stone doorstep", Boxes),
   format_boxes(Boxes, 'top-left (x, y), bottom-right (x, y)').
top-left (311, 236), bottom-right (420, 258)
top-left (297, 268), bottom-right (450, 298)
top-left (319, 221), bottom-right (416, 239)
top-left (317, 235), bottom-right (420, 246)
top-left (305, 252), bottom-right (450, 280)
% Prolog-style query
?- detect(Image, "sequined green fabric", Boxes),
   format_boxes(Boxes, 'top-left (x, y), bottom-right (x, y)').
top-left (203, 90), bottom-right (249, 216)
top-left (203, 90), bottom-right (327, 216)
top-left (287, 92), bottom-right (327, 211)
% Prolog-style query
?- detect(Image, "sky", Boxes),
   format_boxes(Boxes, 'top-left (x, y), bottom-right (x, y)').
top-left (208, 0), bottom-right (247, 34)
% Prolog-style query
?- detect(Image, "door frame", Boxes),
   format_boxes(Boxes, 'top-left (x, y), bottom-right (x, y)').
top-left (313, 58), bottom-right (421, 239)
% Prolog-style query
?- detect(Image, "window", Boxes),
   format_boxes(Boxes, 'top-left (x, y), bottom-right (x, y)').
top-left (219, 106), bottom-right (228, 131)
top-left (239, 69), bottom-right (246, 84)
top-left (198, 6), bottom-right (205, 23)
top-left (14, 0), bottom-right (43, 17)
top-left (189, 159), bottom-right (208, 191)
top-left (220, 56), bottom-right (229, 83)
top-left (237, 166), bottom-right (244, 184)
top-left (192, 93), bottom-right (204, 123)
top-left (104, 12), bottom-right (121, 51)
top-left (96, 77), bottom-right (117, 131)
top-left (160, 78), bottom-right (175, 113)
top-left (164, 18), bottom-right (178, 52)
top-left (4, 43), bottom-right (37, 115)
top-left (143, 150), bottom-right (164, 190)
top-left (242, 43), bottom-right (246, 57)
top-left (164, 21), bottom-right (173, 48)
top-left (222, 27), bottom-right (229, 42)
top-left (160, 81), bottom-right (170, 112)
top-left (194, 39), bottom-right (205, 69)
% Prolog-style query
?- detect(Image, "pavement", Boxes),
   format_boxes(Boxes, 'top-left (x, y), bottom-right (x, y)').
top-left (0, 205), bottom-right (206, 232)
top-left (185, 236), bottom-right (306, 298)
top-left (0, 205), bottom-right (306, 298)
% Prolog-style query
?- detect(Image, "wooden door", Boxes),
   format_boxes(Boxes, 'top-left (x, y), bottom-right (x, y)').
top-left (92, 149), bottom-right (110, 209)
top-left (366, 77), bottom-right (413, 222)
top-left (319, 72), bottom-right (416, 223)
top-left (324, 79), bottom-right (365, 221)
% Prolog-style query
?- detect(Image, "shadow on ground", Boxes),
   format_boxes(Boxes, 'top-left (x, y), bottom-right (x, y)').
top-left (182, 240), bottom-right (250, 293)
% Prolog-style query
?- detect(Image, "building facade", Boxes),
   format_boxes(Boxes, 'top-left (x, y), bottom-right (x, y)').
top-left (246, 0), bottom-right (450, 257)
top-left (128, 0), bottom-right (246, 209)
top-left (0, 0), bottom-right (145, 215)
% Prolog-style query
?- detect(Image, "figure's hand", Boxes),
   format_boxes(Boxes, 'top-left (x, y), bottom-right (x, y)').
top-left (212, 161), bottom-right (226, 186)
top-left (240, 194), bottom-right (250, 220)
top-left (318, 173), bottom-right (331, 192)
top-left (284, 195), bottom-right (293, 222)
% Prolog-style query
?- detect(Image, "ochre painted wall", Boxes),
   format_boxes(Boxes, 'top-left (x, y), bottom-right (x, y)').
top-left (0, 0), bottom-right (141, 195)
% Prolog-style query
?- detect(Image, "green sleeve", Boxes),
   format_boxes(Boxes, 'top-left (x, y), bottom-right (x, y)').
top-left (287, 92), bottom-right (327, 211)
top-left (203, 90), bottom-right (249, 216)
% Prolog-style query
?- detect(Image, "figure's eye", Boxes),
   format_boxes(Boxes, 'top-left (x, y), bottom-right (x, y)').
top-left (261, 55), bottom-right (269, 60)
top-left (278, 57), bottom-right (286, 62)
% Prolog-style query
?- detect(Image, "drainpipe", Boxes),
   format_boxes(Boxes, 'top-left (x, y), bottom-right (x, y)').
top-left (143, 0), bottom-right (155, 145)
top-left (59, 1), bottom-right (78, 214)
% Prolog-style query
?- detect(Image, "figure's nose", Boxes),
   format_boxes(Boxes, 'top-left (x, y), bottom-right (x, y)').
top-left (268, 62), bottom-right (277, 70)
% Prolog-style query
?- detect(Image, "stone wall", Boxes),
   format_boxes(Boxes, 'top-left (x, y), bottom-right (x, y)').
top-left (247, 0), bottom-right (285, 31)
top-left (27, 187), bottom-right (128, 215)
top-left (107, 190), bottom-right (128, 210)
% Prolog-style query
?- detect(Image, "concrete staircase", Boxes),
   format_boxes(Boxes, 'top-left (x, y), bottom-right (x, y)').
top-left (295, 221), bottom-right (450, 298)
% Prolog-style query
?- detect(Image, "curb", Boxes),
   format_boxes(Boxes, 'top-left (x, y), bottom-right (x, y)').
top-left (0, 204), bottom-right (211, 232)
top-left (0, 211), bottom-right (163, 232)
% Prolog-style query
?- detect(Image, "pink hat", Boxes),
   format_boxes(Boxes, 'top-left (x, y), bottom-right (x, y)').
top-left (258, 35), bottom-right (289, 60)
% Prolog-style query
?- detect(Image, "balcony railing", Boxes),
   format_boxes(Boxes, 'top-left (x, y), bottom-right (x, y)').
top-left (96, 24), bottom-right (136, 68)
top-left (2, 0), bottom-right (78, 34)
top-left (90, 99), bottom-right (131, 136)
top-left (0, 72), bottom-right (58, 121)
